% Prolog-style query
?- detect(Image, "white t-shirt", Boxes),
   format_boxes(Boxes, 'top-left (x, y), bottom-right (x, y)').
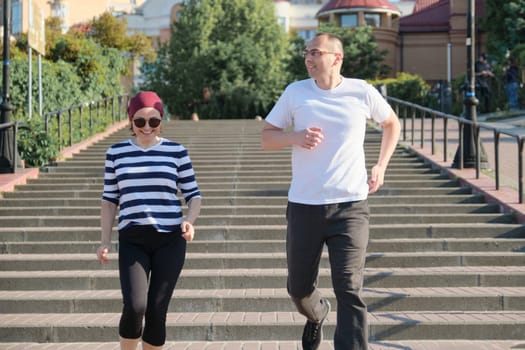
top-left (265, 77), bottom-right (393, 205)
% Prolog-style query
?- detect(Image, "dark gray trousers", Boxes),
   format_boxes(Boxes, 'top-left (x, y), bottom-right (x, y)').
top-left (286, 200), bottom-right (369, 350)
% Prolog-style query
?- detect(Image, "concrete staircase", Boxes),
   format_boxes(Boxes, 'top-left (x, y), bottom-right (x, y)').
top-left (0, 119), bottom-right (524, 349)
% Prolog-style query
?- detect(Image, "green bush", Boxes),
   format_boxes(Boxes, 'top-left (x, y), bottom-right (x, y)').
top-left (370, 72), bottom-right (437, 108)
top-left (17, 118), bottom-right (59, 168)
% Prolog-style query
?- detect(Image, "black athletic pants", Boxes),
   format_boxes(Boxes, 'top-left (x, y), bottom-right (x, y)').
top-left (118, 225), bottom-right (186, 346)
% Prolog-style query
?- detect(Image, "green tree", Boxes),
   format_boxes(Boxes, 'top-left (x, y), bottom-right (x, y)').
top-left (48, 35), bottom-right (126, 98)
top-left (90, 12), bottom-right (156, 63)
top-left (480, 0), bottom-right (525, 59)
top-left (44, 17), bottom-right (64, 57)
top-left (141, 0), bottom-right (290, 118)
top-left (286, 32), bottom-right (308, 82)
top-left (90, 12), bottom-right (128, 50)
top-left (318, 23), bottom-right (390, 79)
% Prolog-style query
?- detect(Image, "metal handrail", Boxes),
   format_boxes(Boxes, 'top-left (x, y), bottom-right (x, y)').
top-left (0, 121), bottom-right (19, 173)
top-left (43, 95), bottom-right (128, 149)
top-left (387, 96), bottom-right (525, 203)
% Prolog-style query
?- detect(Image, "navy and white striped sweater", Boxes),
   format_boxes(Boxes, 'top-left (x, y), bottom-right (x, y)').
top-left (102, 138), bottom-right (201, 232)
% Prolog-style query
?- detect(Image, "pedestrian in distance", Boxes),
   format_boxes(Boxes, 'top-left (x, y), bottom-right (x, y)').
top-left (96, 91), bottom-right (202, 350)
top-left (261, 33), bottom-right (400, 350)
top-left (475, 52), bottom-right (495, 113)
top-left (504, 56), bottom-right (521, 111)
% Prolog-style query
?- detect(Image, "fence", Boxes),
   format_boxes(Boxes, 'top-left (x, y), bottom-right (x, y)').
top-left (387, 96), bottom-right (525, 203)
top-left (43, 95), bottom-right (129, 149)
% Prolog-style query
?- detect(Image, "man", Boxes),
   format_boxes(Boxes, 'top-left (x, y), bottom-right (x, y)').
top-left (261, 33), bottom-right (400, 349)
top-left (475, 52), bottom-right (494, 113)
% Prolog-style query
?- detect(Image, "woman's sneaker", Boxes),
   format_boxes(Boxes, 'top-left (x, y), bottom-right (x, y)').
top-left (302, 298), bottom-right (331, 350)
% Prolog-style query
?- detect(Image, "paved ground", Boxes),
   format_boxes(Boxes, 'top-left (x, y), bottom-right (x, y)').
top-left (0, 341), bottom-right (524, 350)
top-left (1, 116), bottom-right (525, 350)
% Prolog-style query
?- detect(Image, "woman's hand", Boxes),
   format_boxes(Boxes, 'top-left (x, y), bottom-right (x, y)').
top-left (96, 243), bottom-right (110, 264)
top-left (181, 221), bottom-right (195, 241)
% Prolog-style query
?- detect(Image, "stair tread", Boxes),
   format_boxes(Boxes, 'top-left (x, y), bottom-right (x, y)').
top-left (0, 251), bottom-right (524, 261)
top-left (1, 265), bottom-right (524, 276)
top-left (2, 311), bottom-right (525, 326)
top-left (2, 120), bottom-right (525, 343)
top-left (0, 340), bottom-right (522, 350)
top-left (1, 286), bottom-right (525, 299)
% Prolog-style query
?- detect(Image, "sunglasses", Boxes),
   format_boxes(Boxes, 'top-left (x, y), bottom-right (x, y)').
top-left (133, 118), bottom-right (162, 128)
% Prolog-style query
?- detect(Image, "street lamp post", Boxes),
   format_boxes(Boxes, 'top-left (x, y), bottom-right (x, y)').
top-left (452, 0), bottom-right (488, 169)
top-left (0, 0), bottom-right (17, 173)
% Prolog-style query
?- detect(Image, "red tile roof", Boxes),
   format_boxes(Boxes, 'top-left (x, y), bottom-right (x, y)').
top-left (318, 0), bottom-right (400, 15)
top-left (400, 0), bottom-right (450, 32)
top-left (400, 0), bottom-right (485, 33)
top-left (413, 0), bottom-right (441, 13)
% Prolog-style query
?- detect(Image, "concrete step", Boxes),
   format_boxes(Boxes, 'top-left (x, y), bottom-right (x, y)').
top-left (89, 145), bottom-right (406, 152)
top-left (2, 119), bottom-right (525, 345)
top-left (0, 194), bottom-right (488, 207)
top-left (0, 311), bottom-right (524, 342)
top-left (12, 178), bottom-right (461, 192)
top-left (0, 340), bottom-right (523, 350)
top-left (1, 287), bottom-right (523, 313)
top-left (1, 251), bottom-right (523, 271)
top-left (0, 203), bottom-right (502, 217)
top-left (2, 187), bottom-right (474, 198)
top-left (22, 173), bottom-right (454, 185)
top-left (2, 238), bottom-right (524, 254)
top-left (1, 224), bottom-right (524, 242)
top-left (0, 213), bottom-right (514, 227)
top-left (44, 158), bottom-right (428, 168)
top-left (1, 266), bottom-right (524, 290)
top-left (38, 166), bottom-right (441, 176)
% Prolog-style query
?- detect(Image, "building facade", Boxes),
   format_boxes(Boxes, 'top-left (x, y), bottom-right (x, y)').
top-left (316, 0), bottom-right (402, 78)
top-left (1, 0), bottom-right (488, 85)
top-left (1, 0), bottom-right (145, 35)
top-left (398, 0), bottom-right (487, 82)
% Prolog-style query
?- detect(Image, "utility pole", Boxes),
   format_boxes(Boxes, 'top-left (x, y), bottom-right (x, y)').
top-left (0, 0), bottom-right (17, 173)
top-left (452, 0), bottom-right (488, 169)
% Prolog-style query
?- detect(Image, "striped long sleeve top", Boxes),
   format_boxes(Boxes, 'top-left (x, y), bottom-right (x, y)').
top-left (102, 138), bottom-right (201, 233)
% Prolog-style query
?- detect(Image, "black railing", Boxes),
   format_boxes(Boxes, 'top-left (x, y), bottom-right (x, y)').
top-left (0, 121), bottom-right (19, 173)
top-left (43, 95), bottom-right (129, 149)
top-left (387, 96), bottom-right (525, 203)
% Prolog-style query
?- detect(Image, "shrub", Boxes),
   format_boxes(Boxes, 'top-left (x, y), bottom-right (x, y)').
top-left (370, 72), bottom-right (437, 108)
top-left (17, 118), bottom-right (59, 168)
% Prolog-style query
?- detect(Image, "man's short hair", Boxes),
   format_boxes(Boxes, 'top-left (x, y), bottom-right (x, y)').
top-left (314, 32), bottom-right (344, 54)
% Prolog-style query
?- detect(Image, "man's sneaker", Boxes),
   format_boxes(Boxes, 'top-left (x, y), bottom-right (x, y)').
top-left (302, 298), bottom-right (331, 350)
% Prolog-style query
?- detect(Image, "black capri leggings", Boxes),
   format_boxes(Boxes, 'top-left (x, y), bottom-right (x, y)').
top-left (118, 225), bottom-right (186, 346)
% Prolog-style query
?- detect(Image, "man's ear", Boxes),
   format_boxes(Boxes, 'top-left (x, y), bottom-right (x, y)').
top-left (334, 53), bottom-right (343, 66)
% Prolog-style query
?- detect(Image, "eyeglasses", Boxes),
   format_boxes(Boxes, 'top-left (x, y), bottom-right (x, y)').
top-left (133, 117), bottom-right (162, 128)
top-left (302, 49), bottom-right (338, 58)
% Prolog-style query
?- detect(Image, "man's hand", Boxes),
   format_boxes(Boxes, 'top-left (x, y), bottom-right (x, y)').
top-left (368, 164), bottom-right (386, 194)
top-left (301, 127), bottom-right (324, 150)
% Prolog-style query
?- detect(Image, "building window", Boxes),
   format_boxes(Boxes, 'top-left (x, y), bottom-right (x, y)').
top-left (298, 29), bottom-right (316, 41)
top-left (364, 13), bottom-right (381, 27)
top-left (12, 0), bottom-right (22, 34)
top-left (340, 14), bottom-right (358, 27)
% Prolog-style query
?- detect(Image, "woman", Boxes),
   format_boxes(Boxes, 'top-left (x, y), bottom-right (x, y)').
top-left (96, 91), bottom-right (201, 350)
